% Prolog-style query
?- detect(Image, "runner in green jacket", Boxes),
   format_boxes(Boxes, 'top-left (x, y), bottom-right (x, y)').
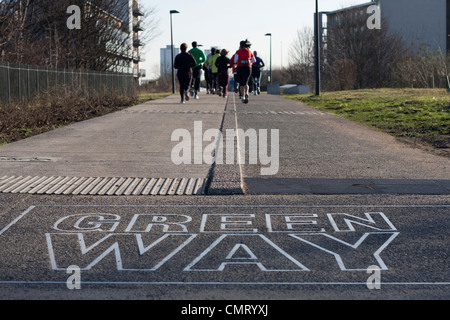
top-left (188, 42), bottom-right (206, 99)
top-left (208, 50), bottom-right (220, 94)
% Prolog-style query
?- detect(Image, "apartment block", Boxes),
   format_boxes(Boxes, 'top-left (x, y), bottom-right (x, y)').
top-left (325, 0), bottom-right (449, 55)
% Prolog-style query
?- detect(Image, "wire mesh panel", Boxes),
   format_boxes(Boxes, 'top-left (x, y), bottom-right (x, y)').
top-left (0, 62), bottom-right (135, 103)
top-left (0, 62), bottom-right (10, 103)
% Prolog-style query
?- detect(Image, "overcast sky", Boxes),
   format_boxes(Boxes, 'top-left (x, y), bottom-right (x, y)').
top-left (140, 0), bottom-right (371, 79)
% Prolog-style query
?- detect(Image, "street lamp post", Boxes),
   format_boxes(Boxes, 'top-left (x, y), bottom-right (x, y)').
top-left (265, 33), bottom-right (272, 83)
top-left (170, 10), bottom-right (179, 94)
top-left (314, 0), bottom-right (321, 95)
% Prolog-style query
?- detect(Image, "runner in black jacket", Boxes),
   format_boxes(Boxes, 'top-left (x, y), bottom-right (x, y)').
top-left (215, 49), bottom-right (231, 98)
top-left (174, 43), bottom-right (197, 103)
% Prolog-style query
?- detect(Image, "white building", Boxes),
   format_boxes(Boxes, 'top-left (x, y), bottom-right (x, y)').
top-left (160, 45), bottom-right (179, 77)
top-left (126, 0), bottom-right (146, 80)
top-left (104, 0), bottom-right (145, 80)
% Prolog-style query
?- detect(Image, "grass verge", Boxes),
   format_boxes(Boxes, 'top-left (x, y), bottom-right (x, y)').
top-left (0, 89), bottom-right (171, 145)
top-left (285, 88), bottom-right (450, 156)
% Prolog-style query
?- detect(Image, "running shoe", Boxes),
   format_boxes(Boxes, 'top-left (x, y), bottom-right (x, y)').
top-left (195, 94), bottom-right (199, 99)
top-left (185, 92), bottom-right (190, 101)
top-left (244, 94), bottom-right (249, 104)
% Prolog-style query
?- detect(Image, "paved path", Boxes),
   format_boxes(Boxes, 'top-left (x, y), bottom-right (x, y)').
top-left (0, 92), bottom-right (448, 196)
top-left (0, 94), bottom-right (227, 195)
top-left (0, 92), bottom-right (448, 301)
top-left (229, 94), bottom-right (450, 195)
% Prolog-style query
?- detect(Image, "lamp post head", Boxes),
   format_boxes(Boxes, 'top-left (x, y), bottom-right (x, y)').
top-left (170, 10), bottom-right (179, 14)
top-left (265, 33), bottom-right (272, 37)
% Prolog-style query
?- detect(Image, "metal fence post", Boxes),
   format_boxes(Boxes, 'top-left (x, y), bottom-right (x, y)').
top-left (7, 62), bottom-right (11, 104)
top-left (36, 65), bottom-right (39, 94)
top-left (27, 64), bottom-right (31, 100)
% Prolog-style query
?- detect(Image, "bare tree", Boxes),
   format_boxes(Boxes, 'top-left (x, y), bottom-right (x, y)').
top-left (139, 5), bottom-right (161, 47)
top-left (0, 0), bottom-right (159, 72)
top-left (324, 10), bottom-right (405, 90)
top-left (391, 44), bottom-right (449, 88)
top-left (288, 27), bottom-right (315, 88)
top-left (0, 0), bottom-right (35, 62)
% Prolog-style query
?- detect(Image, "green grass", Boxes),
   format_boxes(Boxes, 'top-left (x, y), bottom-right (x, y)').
top-left (136, 92), bottom-right (171, 104)
top-left (285, 88), bottom-right (450, 153)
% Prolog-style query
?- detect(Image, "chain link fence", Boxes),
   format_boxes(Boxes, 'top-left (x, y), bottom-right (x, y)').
top-left (0, 62), bottom-right (135, 103)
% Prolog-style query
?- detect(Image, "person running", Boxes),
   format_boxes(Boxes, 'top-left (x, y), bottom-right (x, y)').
top-left (203, 63), bottom-right (211, 94)
top-left (230, 51), bottom-right (239, 96)
top-left (234, 39), bottom-right (256, 104)
top-left (204, 48), bottom-right (215, 94)
top-left (188, 41), bottom-right (206, 99)
top-left (208, 48), bottom-right (220, 94)
top-left (251, 51), bottom-right (265, 95)
top-left (174, 43), bottom-right (197, 104)
top-left (215, 49), bottom-right (231, 98)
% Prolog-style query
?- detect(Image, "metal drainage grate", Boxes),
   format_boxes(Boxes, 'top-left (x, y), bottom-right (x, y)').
top-left (0, 176), bottom-right (206, 196)
top-left (0, 156), bottom-right (55, 162)
top-left (121, 110), bottom-right (325, 116)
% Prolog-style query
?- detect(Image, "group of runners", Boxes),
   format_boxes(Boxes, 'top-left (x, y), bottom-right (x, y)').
top-left (173, 40), bottom-right (265, 104)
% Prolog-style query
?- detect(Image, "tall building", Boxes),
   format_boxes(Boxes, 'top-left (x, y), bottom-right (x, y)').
top-left (380, 0), bottom-right (448, 55)
top-left (130, 0), bottom-right (146, 80)
top-left (108, 0), bottom-right (146, 80)
top-left (160, 45), bottom-right (179, 77)
top-left (325, 0), bottom-right (449, 55)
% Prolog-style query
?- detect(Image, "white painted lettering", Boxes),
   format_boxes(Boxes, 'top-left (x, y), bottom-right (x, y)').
top-left (184, 234), bottom-right (309, 272)
top-left (266, 214), bottom-right (325, 233)
top-left (201, 214), bottom-right (257, 233)
top-left (327, 212), bottom-right (397, 232)
top-left (289, 232), bottom-right (399, 271)
top-left (53, 214), bottom-right (120, 233)
top-left (47, 233), bottom-right (196, 271)
top-left (125, 214), bottom-right (192, 233)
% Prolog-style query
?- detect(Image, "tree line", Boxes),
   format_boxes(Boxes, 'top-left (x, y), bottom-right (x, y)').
top-left (0, 0), bottom-right (158, 71)
top-left (282, 11), bottom-right (449, 91)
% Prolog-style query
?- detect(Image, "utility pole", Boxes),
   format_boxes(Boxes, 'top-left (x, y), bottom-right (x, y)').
top-left (170, 10), bottom-right (179, 94)
top-left (265, 33), bottom-right (272, 83)
top-left (314, 0), bottom-right (321, 95)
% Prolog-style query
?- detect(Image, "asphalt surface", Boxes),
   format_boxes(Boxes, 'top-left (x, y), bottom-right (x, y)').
top-left (0, 92), bottom-right (448, 303)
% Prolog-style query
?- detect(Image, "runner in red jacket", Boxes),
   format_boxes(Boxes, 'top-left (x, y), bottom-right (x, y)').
top-left (233, 40), bottom-right (256, 104)
top-left (230, 52), bottom-right (239, 94)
